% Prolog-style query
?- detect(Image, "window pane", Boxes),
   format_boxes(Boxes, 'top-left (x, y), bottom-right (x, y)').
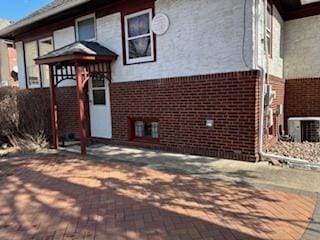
top-left (39, 39), bottom-right (53, 56)
top-left (41, 65), bottom-right (50, 87)
top-left (129, 36), bottom-right (151, 59)
top-left (93, 90), bottom-right (106, 105)
top-left (135, 121), bottom-right (145, 137)
top-left (27, 66), bottom-right (40, 86)
top-left (128, 13), bottom-right (150, 38)
top-left (267, 35), bottom-right (272, 55)
top-left (151, 122), bottom-right (159, 138)
top-left (78, 18), bottom-right (95, 41)
top-left (25, 41), bottom-right (40, 86)
top-left (39, 39), bottom-right (53, 87)
top-left (92, 74), bottom-right (105, 88)
top-left (145, 122), bottom-right (153, 137)
top-left (25, 41), bottom-right (38, 67)
top-left (267, 4), bottom-right (272, 31)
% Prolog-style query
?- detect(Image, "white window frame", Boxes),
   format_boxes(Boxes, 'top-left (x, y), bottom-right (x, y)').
top-left (266, 2), bottom-right (273, 57)
top-left (75, 13), bottom-right (97, 41)
top-left (38, 37), bottom-right (54, 88)
top-left (124, 9), bottom-right (154, 64)
top-left (24, 40), bottom-right (41, 89)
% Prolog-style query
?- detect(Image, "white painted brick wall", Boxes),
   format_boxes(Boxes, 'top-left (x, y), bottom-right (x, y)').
top-left (284, 15), bottom-right (320, 79)
top-left (97, 0), bottom-right (255, 83)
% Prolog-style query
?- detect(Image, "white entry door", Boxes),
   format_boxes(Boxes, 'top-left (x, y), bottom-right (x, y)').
top-left (88, 75), bottom-right (112, 139)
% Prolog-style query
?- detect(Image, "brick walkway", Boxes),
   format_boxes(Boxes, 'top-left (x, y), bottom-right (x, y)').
top-left (0, 153), bottom-right (317, 240)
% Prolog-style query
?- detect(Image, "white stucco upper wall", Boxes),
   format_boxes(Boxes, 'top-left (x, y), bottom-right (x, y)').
top-left (53, 26), bottom-right (76, 49)
top-left (284, 15), bottom-right (320, 79)
top-left (97, 0), bottom-right (255, 83)
top-left (16, 0), bottom-right (256, 88)
top-left (53, 26), bottom-right (77, 87)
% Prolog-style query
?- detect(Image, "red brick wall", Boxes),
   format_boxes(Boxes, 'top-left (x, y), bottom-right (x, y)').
top-left (267, 75), bottom-right (285, 148)
top-left (285, 79), bottom-right (320, 125)
top-left (109, 71), bottom-right (261, 162)
top-left (7, 45), bottom-right (17, 87)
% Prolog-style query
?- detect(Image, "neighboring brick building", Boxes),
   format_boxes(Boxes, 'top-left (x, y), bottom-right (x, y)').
top-left (0, 19), bottom-right (17, 87)
top-left (0, 0), bottom-right (319, 161)
top-left (285, 79), bottom-right (320, 120)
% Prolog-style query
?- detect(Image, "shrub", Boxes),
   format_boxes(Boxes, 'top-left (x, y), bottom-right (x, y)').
top-left (0, 87), bottom-right (51, 151)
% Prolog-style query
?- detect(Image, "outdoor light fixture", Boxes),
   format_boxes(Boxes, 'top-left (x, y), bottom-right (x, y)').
top-left (301, 0), bottom-right (320, 5)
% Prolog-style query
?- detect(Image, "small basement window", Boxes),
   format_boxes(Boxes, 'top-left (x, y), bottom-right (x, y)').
top-left (124, 9), bottom-right (154, 64)
top-left (131, 119), bottom-right (159, 142)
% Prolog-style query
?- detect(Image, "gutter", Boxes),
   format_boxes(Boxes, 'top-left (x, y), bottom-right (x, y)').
top-left (0, 0), bottom-right (90, 38)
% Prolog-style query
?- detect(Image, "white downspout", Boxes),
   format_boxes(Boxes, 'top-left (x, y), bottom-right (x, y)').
top-left (255, 0), bottom-right (310, 164)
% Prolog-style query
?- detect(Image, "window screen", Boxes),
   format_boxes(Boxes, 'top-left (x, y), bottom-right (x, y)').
top-left (77, 17), bottom-right (95, 41)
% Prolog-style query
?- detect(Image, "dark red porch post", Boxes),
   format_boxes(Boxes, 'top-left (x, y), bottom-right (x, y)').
top-left (49, 65), bottom-right (59, 149)
top-left (75, 62), bottom-right (87, 155)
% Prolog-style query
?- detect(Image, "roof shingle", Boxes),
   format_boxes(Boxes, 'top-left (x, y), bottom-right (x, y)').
top-left (36, 41), bottom-right (118, 63)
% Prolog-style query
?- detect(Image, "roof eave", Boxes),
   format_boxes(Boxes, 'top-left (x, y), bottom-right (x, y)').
top-left (0, 0), bottom-right (90, 39)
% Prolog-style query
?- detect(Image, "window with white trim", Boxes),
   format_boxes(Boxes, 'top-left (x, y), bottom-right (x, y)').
top-left (39, 37), bottom-right (53, 87)
top-left (266, 2), bottom-right (273, 57)
top-left (25, 41), bottom-right (40, 88)
top-left (124, 9), bottom-right (154, 64)
top-left (76, 14), bottom-right (96, 41)
top-left (24, 37), bottom-right (54, 88)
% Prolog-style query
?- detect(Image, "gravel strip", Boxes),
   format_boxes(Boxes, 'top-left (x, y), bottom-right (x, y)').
top-left (270, 141), bottom-right (320, 163)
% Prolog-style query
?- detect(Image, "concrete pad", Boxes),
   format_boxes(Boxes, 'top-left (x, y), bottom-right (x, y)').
top-left (62, 144), bottom-right (320, 193)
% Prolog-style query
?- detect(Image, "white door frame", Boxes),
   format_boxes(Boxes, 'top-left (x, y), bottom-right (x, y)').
top-left (88, 75), bottom-right (112, 139)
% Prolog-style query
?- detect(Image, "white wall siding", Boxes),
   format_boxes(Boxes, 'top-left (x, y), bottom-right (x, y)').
top-left (53, 26), bottom-right (76, 49)
top-left (16, 41), bottom-right (26, 89)
top-left (284, 15), bottom-right (320, 79)
top-left (53, 26), bottom-right (76, 87)
top-left (97, 0), bottom-right (254, 83)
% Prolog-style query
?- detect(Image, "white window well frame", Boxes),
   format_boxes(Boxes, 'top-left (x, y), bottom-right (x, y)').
top-left (75, 13), bottom-right (97, 41)
top-left (124, 9), bottom-right (154, 64)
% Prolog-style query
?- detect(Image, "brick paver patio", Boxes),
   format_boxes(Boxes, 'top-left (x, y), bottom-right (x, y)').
top-left (0, 153), bottom-right (317, 240)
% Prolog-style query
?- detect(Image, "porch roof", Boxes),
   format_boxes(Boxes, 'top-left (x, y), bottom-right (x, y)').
top-left (35, 41), bottom-right (117, 65)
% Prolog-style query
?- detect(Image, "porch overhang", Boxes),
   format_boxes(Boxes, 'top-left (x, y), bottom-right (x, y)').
top-left (36, 54), bottom-right (116, 65)
top-left (35, 41), bottom-right (117, 65)
top-left (36, 41), bottom-right (117, 155)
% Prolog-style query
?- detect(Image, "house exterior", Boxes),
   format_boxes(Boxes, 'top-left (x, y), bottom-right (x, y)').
top-left (0, 0), bottom-right (319, 161)
top-left (0, 19), bottom-right (17, 87)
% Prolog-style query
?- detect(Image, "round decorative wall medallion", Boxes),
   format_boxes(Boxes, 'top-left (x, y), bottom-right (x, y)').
top-left (152, 13), bottom-right (170, 35)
